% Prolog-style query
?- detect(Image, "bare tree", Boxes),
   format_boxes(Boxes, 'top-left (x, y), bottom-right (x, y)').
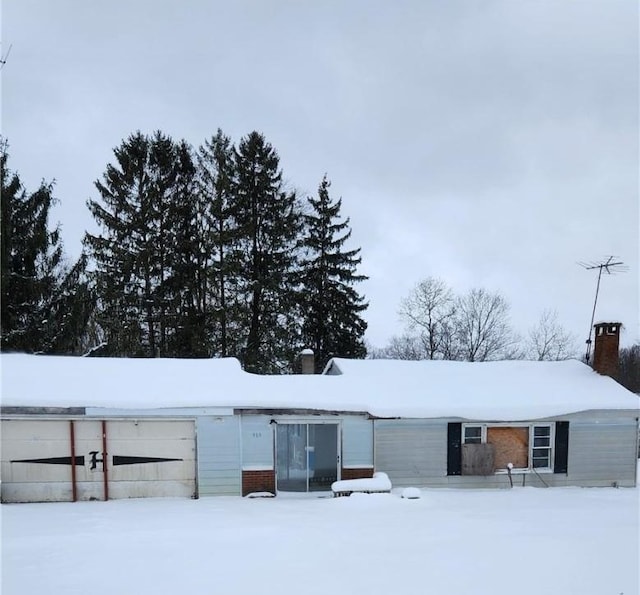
top-left (453, 288), bottom-right (519, 362)
top-left (398, 277), bottom-right (456, 359)
top-left (526, 309), bottom-right (578, 361)
top-left (368, 333), bottom-right (427, 360)
top-left (616, 344), bottom-right (640, 393)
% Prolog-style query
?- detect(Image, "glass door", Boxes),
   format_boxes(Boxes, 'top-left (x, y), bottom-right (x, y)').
top-left (276, 423), bottom-right (339, 493)
top-left (276, 424), bottom-right (308, 492)
top-left (308, 424), bottom-right (338, 491)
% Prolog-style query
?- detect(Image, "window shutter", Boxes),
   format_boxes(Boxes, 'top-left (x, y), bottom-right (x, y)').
top-left (554, 421), bottom-right (569, 474)
top-left (447, 422), bottom-right (462, 476)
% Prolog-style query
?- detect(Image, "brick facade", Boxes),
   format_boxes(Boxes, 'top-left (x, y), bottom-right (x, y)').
top-left (341, 467), bottom-right (374, 480)
top-left (242, 470), bottom-right (275, 496)
top-left (242, 468), bottom-right (373, 495)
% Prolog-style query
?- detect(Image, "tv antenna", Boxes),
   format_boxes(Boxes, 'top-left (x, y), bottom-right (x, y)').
top-left (0, 44), bottom-right (12, 69)
top-left (578, 256), bottom-right (627, 363)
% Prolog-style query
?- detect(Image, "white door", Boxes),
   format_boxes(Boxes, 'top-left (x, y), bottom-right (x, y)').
top-left (106, 420), bottom-right (196, 499)
top-left (0, 419), bottom-right (196, 502)
top-left (1, 420), bottom-right (76, 503)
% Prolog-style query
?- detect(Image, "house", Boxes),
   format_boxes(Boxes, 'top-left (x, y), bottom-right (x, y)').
top-left (1, 322), bottom-right (637, 502)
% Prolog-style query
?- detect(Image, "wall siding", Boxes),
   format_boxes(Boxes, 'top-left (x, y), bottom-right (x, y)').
top-left (374, 420), bottom-right (447, 486)
top-left (196, 416), bottom-right (241, 496)
top-left (374, 416), bottom-right (638, 489)
top-left (241, 415), bottom-right (274, 470)
top-left (567, 421), bottom-right (638, 486)
top-left (342, 416), bottom-right (374, 468)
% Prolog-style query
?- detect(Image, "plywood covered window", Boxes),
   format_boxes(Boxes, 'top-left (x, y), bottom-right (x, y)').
top-left (487, 427), bottom-right (529, 469)
top-left (461, 423), bottom-right (554, 473)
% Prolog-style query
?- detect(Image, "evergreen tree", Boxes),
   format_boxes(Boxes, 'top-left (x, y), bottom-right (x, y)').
top-left (86, 131), bottom-right (151, 356)
top-left (159, 139), bottom-right (204, 356)
top-left (299, 175), bottom-right (368, 372)
top-left (42, 252), bottom-right (97, 354)
top-left (1, 139), bottom-right (93, 354)
top-left (85, 131), bottom-right (198, 357)
top-left (233, 131), bottom-right (302, 373)
top-left (196, 129), bottom-right (241, 357)
top-left (1, 140), bottom-right (62, 351)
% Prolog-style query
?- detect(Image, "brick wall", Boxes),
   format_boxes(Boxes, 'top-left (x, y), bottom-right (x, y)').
top-left (243, 468), bottom-right (374, 495)
top-left (593, 322), bottom-right (621, 377)
top-left (242, 470), bottom-right (275, 496)
top-left (341, 467), bottom-right (374, 480)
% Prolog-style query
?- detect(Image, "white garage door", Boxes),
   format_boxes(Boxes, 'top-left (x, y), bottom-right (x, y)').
top-left (1, 419), bottom-right (196, 503)
top-left (106, 420), bottom-right (196, 500)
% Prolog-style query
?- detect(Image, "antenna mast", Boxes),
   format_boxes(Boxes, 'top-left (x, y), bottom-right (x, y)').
top-left (578, 256), bottom-right (627, 363)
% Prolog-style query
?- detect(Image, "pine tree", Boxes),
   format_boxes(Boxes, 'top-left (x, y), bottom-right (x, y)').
top-left (196, 129), bottom-right (241, 357)
top-left (1, 139), bottom-right (93, 354)
top-left (86, 131), bottom-right (149, 356)
top-left (86, 131), bottom-right (197, 357)
top-left (233, 132), bottom-right (302, 373)
top-left (160, 139), bottom-right (204, 357)
top-left (1, 139), bottom-right (64, 352)
top-left (42, 252), bottom-right (97, 354)
top-left (299, 175), bottom-right (368, 372)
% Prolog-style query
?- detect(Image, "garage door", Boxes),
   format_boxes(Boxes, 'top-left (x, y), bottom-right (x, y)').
top-left (1, 419), bottom-right (196, 503)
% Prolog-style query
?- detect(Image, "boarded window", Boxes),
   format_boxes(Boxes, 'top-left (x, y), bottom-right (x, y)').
top-left (461, 443), bottom-right (495, 475)
top-left (487, 427), bottom-right (529, 469)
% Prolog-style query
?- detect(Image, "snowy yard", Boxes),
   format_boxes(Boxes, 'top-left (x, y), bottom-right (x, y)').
top-left (2, 486), bottom-right (639, 595)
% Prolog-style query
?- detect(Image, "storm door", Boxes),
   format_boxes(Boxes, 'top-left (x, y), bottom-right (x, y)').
top-left (276, 423), bottom-right (339, 492)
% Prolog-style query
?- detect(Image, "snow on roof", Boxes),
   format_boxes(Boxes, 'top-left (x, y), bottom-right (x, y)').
top-left (1, 354), bottom-right (638, 420)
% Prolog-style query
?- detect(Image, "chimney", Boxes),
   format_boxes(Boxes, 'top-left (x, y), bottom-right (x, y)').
top-left (300, 349), bottom-right (315, 374)
top-left (592, 322), bottom-right (621, 377)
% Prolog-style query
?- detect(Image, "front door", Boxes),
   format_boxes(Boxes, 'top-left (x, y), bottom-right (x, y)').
top-left (276, 423), bottom-right (339, 492)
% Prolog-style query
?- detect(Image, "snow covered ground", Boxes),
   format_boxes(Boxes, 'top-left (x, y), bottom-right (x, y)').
top-left (2, 486), bottom-right (639, 595)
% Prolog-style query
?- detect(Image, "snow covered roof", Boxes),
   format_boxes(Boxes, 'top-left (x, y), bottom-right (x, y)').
top-left (1, 354), bottom-right (638, 420)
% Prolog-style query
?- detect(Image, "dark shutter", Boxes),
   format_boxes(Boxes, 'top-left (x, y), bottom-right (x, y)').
top-left (447, 422), bottom-right (462, 476)
top-left (554, 421), bottom-right (569, 474)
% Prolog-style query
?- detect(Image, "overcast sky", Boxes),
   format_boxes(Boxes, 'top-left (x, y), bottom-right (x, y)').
top-left (2, 0), bottom-right (638, 352)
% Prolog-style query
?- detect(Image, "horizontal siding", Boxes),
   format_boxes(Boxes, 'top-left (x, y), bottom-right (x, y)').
top-left (374, 420), bottom-right (447, 487)
top-left (542, 409), bottom-right (639, 423)
top-left (444, 472), bottom-right (558, 489)
top-left (197, 416), bottom-right (241, 496)
top-left (342, 416), bottom-right (373, 468)
top-left (241, 416), bottom-right (274, 469)
top-left (567, 421), bottom-right (638, 485)
top-left (375, 417), bottom-right (638, 489)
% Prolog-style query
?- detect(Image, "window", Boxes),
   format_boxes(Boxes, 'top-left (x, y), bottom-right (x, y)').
top-left (461, 423), bottom-right (554, 473)
top-left (487, 426), bottom-right (529, 469)
top-left (464, 426), bottom-right (482, 444)
top-left (532, 426), bottom-right (552, 469)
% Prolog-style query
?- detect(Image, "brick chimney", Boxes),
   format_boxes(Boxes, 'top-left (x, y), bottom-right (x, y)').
top-left (300, 349), bottom-right (315, 374)
top-left (592, 322), bottom-right (621, 377)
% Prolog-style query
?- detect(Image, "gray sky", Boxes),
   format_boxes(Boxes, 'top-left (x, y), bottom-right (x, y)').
top-left (2, 0), bottom-right (638, 351)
